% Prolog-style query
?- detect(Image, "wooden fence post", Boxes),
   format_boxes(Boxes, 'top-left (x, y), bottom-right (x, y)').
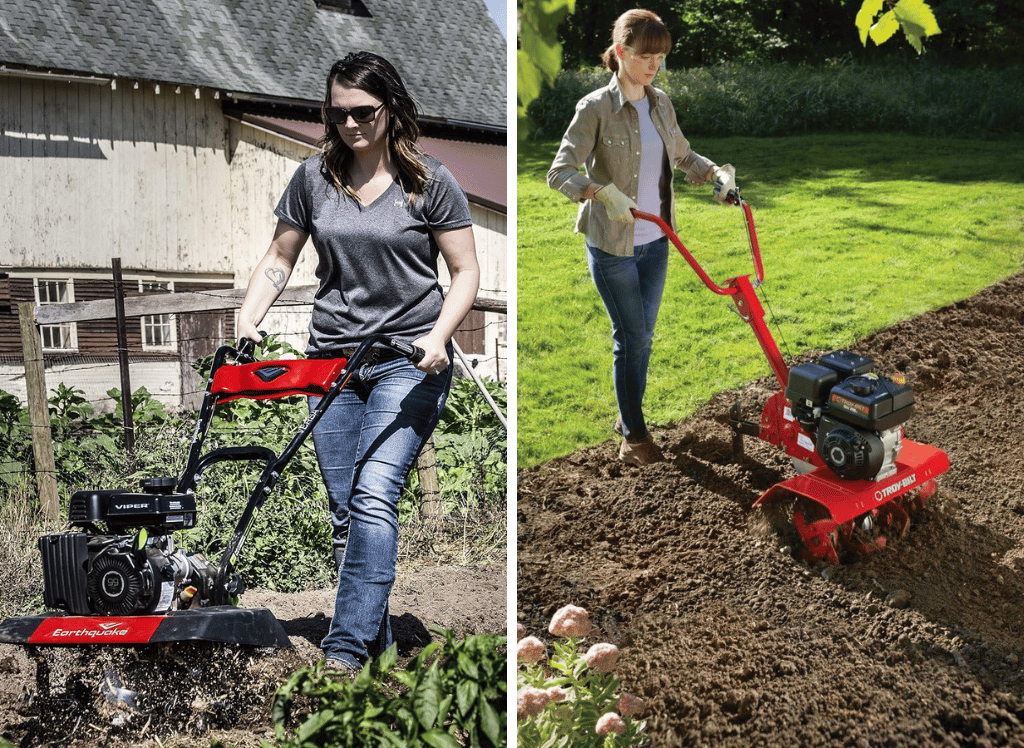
top-left (111, 259), bottom-right (135, 454)
top-left (417, 435), bottom-right (442, 521)
top-left (18, 302), bottom-right (60, 521)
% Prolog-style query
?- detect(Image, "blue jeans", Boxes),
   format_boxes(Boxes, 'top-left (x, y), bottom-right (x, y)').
top-left (587, 237), bottom-right (669, 443)
top-left (310, 353), bottom-right (451, 668)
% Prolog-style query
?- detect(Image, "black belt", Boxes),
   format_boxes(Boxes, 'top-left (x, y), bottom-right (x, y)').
top-left (337, 346), bottom-right (405, 365)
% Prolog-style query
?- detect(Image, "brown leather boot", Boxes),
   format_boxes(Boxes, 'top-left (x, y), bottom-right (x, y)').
top-left (619, 437), bottom-right (664, 466)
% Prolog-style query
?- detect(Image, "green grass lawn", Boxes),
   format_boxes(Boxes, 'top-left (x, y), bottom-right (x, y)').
top-left (517, 133), bottom-right (1024, 467)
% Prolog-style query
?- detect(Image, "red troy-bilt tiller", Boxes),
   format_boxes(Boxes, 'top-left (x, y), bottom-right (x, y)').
top-left (0, 334), bottom-right (423, 647)
top-left (632, 192), bottom-right (949, 564)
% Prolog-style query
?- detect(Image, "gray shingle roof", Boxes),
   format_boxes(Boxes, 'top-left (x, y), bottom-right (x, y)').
top-left (0, 0), bottom-right (505, 128)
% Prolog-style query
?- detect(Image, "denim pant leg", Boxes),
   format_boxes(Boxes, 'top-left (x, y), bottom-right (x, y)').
top-left (311, 357), bottom-right (451, 668)
top-left (587, 237), bottom-right (669, 442)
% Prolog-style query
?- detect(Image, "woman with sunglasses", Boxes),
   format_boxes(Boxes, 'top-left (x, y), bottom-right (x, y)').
top-left (237, 51), bottom-right (479, 671)
top-left (548, 8), bottom-right (736, 467)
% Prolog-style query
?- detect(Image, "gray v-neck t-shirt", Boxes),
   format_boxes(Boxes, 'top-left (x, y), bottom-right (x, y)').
top-left (274, 153), bottom-right (472, 355)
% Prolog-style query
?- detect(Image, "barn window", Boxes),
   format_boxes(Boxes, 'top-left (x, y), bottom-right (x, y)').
top-left (139, 281), bottom-right (176, 350)
top-left (314, 0), bottom-right (371, 16)
top-left (35, 278), bottom-right (77, 351)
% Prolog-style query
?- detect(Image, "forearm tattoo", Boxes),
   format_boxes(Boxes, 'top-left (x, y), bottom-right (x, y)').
top-left (265, 267), bottom-right (286, 290)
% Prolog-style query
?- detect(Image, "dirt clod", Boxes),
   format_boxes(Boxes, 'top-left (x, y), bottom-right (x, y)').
top-left (518, 271), bottom-right (1024, 747)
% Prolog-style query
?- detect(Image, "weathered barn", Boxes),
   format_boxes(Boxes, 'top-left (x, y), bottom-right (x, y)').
top-left (0, 0), bottom-right (506, 410)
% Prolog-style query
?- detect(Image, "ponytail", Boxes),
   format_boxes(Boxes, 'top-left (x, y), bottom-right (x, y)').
top-left (601, 44), bottom-right (620, 73)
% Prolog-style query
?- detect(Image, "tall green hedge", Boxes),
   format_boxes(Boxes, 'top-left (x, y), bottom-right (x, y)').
top-left (526, 61), bottom-right (1024, 140)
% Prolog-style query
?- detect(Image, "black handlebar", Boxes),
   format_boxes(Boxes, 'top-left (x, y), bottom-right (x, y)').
top-left (235, 332), bottom-right (266, 364)
top-left (387, 338), bottom-right (426, 364)
top-left (234, 333), bottom-right (424, 366)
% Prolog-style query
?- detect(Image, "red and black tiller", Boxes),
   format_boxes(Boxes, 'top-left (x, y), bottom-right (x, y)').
top-left (0, 334), bottom-right (424, 647)
top-left (631, 190), bottom-right (949, 565)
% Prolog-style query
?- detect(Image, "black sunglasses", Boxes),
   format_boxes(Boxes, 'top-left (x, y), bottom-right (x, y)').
top-left (325, 103), bottom-right (384, 125)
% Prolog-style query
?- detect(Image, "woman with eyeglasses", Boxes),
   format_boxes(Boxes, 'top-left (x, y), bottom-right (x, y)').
top-left (548, 8), bottom-right (735, 467)
top-left (237, 51), bottom-right (479, 671)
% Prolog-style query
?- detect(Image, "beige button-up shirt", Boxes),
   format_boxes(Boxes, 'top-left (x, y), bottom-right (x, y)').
top-left (547, 74), bottom-right (716, 257)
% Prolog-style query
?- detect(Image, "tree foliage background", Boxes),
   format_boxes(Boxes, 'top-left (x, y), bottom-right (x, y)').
top-left (554, 0), bottom-right (1022, 69)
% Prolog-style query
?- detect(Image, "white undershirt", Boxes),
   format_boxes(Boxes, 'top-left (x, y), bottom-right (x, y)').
top-left (631, 95), bottom-right (666, 246)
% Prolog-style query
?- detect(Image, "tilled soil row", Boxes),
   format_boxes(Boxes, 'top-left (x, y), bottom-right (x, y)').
top-left (518, 271), bottom-right (1024, 747)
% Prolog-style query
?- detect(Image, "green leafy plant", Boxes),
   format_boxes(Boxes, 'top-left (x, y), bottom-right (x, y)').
top-left (46, 383), bottom-right (120, 487)
top-left (435, 378), bottom-right (507, 512)
top-left (89, 385), bottom-right (170, 447)
top-left (269, 628), bottom-right (507, 748)
top-left (438, 377), bottom-right (506, 435)
top-left (518, 0), bottom-right (576, 120)
top-left (517, 606), bottom-right (646, 748)
top-left (857, 0), bottom-right (941, 53)
top-left (0, 389), bottom-right (30, 485)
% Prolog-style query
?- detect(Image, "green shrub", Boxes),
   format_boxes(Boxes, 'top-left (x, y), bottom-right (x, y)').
top-left (0, 389), bottom-right (30, 486)
top-left (435, 377), bottom-right (507, 513)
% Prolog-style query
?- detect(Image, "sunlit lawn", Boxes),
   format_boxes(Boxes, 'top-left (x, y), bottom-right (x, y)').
top-left (517, 133), bottom-right (1024, 466)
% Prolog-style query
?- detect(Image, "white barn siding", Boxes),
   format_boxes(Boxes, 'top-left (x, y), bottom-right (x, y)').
top-left (1, 76), bottom-right (234, 274)
top-left (1, 74), bottom-right (506, 407)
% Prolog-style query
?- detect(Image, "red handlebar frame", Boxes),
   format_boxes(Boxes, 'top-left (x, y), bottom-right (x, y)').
top-left (633, 199), bottom-right (789, 390)
top-left (631, 199), bottom-right (763, 293)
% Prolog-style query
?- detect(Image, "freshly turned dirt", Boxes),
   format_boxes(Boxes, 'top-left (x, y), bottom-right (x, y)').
top-left (518, 271), bottom-right (1024, 747)
top-left (0, 561), bottom-right (506, 747)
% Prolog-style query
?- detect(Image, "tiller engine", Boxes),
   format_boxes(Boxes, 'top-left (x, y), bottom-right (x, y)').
top-left (0, 334), bottom-right (423, 646)
top-left (632, 197), bottom-right (949, 564)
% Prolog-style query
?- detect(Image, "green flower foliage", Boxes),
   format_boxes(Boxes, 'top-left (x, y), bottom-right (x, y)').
top-left (518, 636), bottom-right (646, 748)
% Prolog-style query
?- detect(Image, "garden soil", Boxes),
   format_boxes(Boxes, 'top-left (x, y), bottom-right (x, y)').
top-left (518, 270), bottom-right (1024, 747)
top-left (0, 560), bottom-right (506, 747)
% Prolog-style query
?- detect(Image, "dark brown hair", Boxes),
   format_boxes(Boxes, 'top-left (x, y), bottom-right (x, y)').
top-left (319, 52), bottom-right (428, 199)
top-left (600, 9), bottom-right (672, 73)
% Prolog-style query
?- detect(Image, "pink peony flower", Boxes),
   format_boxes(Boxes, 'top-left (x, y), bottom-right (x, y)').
top-left (512, 684), bottom-right (552, 721)
top-left (516, 623), bottom-right (525, 641)
top-left (583, 642), bottom-right (621, 673)
top-left (517, 636), bottom-right (546, 664)
top-left (546, 686), bottom-right (569, 703)
top-left (548, 604), bottom-right (592, 638)
top-left (517, 686), bottom-right (552, 720)
top-left (595, 712), bottom-right (627, 735)
top-left (617, 693), bottom-right (645, 717)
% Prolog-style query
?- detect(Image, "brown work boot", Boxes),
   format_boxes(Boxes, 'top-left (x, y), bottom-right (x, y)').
top-left (619, 437), bottom-right (663, 466)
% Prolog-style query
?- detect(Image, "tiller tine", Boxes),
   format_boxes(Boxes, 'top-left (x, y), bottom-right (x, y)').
top-left (876, 501), bottom-right (911, 540)
top-left (793, 509), bottom-right (841, 565)
top-left (905, 479), bottom-right (939, 514)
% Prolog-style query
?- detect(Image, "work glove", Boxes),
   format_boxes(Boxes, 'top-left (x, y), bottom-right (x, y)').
top-left (595, 183), bottom-right (638, 223)
top-left (711, 164), bottom-right (737, 205)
